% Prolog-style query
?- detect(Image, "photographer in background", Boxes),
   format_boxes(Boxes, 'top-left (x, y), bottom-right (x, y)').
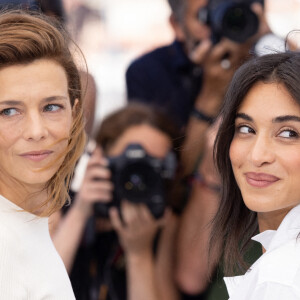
top-left (126, 0), bottom-right (269, 175)
top-left (51, 103), bottom-right (183, 300)
top-left (126, 1), bottom-right (272, 299)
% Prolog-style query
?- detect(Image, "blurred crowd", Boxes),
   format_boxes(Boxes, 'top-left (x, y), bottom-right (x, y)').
top-left (4, 0), bottom-right (300, 299)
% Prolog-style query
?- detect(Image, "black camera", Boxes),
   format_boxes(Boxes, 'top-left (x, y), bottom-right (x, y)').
top-left (199, 0), bottom-right (263, 44)
top-left (94, 144), bottom-right (177, 219)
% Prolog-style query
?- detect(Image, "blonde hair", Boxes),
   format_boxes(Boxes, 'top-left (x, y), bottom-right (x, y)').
top-left (0, 10), bottom-right (86, 216)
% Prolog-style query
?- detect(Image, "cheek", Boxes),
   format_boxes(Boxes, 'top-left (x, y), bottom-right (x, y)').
top-left (282, 149), bottom-right (300, 177)
top-left (51, 114), bottom-right (73, 138)
top-left (229, 140), bottom-right (240, 169)
top-left (0, 128), bottom-right (19, 151)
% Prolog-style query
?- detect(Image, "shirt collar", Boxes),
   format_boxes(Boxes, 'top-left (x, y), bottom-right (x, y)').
top-left (252, 204), bottom-right (300, 252)
top-left (251, 230), bottom-right (275, 251)
top-left (225, 205), bottom-right (300, 298)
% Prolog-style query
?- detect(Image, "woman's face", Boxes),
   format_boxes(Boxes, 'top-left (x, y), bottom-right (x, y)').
top-left (230, 82), bottom-right (300, 222)
top-left (107, 124), bottom-right (172, 158)
top-left (0, 59), bottom-right (73, 195)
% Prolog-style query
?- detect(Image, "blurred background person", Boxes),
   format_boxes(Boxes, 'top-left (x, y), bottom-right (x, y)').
top-left (126, 0), bottom-right (272, 175)
top-left (124, 2), bottom-right (274, 300)
top-left (51, 103), bottom-right (183, 300)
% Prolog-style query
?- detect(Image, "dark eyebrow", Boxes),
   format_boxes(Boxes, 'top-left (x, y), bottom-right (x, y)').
top-left (235, 113), bottom-right (253, 121)
top-left (273, 115), bottom-right (300, 123)
top-left (236, 113), bottom-right (300, 123)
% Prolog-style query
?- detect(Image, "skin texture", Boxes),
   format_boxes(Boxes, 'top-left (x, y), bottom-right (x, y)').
top-left (0, 58), bottom-right (73, 211)
top-left (230, 82), bottom-right (300, 232)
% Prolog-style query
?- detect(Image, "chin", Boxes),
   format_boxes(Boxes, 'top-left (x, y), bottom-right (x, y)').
top-left (243, 196), bottom-right (276, 213)
top-left (21, 171), bottom-right (57, 187)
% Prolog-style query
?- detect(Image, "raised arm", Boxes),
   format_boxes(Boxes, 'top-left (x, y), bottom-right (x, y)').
top-left (50, 147), bottom-right (113, 272)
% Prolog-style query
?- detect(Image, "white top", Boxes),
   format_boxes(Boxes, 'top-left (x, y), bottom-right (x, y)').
top-left (0, 195), bottom-right (75, 299)
top-left (224, 204), bottom-right (300, 300)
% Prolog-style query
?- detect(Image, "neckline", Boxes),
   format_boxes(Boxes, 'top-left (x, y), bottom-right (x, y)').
top-left (0, 194), bottom-right (48, 224)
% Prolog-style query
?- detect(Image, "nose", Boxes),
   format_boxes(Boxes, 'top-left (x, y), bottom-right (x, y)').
top-left (250, 135), bottom-right (275, 167)
top-left (23, 112), bottom-right (48, 141)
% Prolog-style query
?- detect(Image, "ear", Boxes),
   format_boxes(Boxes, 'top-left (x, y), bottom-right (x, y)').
top-left (169, 13), bottom-right (186, 42)
top-left (72, 98), bottom-right (79, 118)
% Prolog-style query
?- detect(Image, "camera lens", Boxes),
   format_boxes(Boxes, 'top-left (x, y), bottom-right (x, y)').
top-left (119, 161), bottom-right (159, 202)
top-left (207, 2), bottom-right (259, 44)
top-left (222, 4), bottom-right (258, 43)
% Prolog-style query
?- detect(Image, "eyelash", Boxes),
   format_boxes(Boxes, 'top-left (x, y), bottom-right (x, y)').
top-left (43, 103), bottom-right (64, 112)
top-left (235, 124), bottom-right (299, 139)
top-left (0, 103), bottom-right (64, 117)
top-left (278, 128), bottom-right (299, 139)
top-left (236, 124), bottom-right (255, 134)
top-left (0, 108), bottom-right (18, 117)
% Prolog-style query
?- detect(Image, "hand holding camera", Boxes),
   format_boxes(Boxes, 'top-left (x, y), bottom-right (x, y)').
top-left (109, 200), bottom-right (169, 256)
top-left (94, 144), bottom-right (176, 219)
top-left (191, 0), bottom-right (270, 117)
top-left (73, 147), bottom-right (113, 220)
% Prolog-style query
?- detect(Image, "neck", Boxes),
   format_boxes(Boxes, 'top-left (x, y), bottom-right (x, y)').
top-left (257, 207), bottom-right (294, 233)
top-left (0, 176), bottom-right (47, 215)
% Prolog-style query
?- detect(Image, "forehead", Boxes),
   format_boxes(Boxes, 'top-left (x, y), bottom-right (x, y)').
top-left (108, 124), bottom-right (171, 158)
top-left (185, 0), bottom-right (208, 13)
top-left (238, 82), bottom-right (300, 116)
top-left (0, 59), bottom-right (69, 101)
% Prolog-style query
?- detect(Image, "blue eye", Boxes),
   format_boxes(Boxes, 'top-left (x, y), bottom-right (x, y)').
top-left (0, 108), bottom-right (18, 116)
top-left (44, 104), bottom-right (62, 112)
top-left (278, 129), bottom-right (298, 138)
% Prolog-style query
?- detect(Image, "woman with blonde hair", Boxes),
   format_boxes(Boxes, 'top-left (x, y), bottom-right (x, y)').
top-left (0, 9), bottom-right (85, 298)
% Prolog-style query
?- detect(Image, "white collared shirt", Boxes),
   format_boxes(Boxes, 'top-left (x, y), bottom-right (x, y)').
top-left (224, 204), bottom-right (300, 300)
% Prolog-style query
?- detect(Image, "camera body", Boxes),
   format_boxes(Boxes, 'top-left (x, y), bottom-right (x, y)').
top-left (94, 144), bottom-right (177, 219)
top-left (198, 0), bottom-right (263, 44)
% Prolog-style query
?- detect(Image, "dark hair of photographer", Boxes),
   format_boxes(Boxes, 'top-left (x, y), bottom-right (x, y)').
top-left (95, 102), bottom-right (180, 155)
top-left (95, 102), bottom-right (184, 213)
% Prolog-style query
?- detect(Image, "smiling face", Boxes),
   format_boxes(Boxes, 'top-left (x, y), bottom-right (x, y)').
top-left (0, 58), bottom-right (73, 202)
top-left (229, 82), bottom-right (300, 227)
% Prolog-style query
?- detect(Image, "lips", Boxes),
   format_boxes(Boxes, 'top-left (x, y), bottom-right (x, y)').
top-left (19, 150), bottom-right (53, 162)
top-left (245, 172), bottom-right (280, 188)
